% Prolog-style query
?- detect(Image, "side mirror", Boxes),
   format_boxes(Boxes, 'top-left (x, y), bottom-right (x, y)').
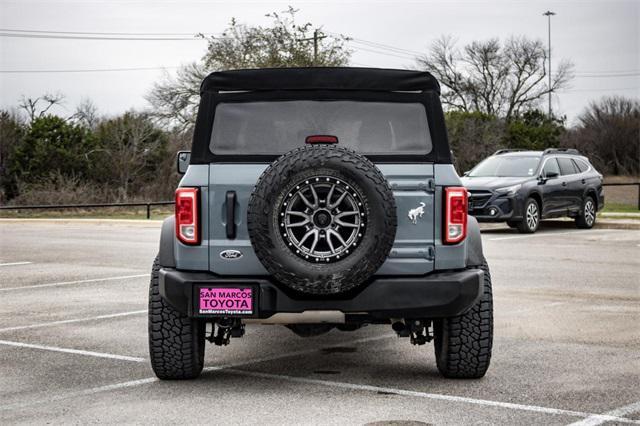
top-left (176, 151), bottom-right (191, 175)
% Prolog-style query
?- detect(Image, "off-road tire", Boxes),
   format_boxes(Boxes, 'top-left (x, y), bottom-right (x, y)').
top-left (434, 261), bottom-right (493, 379)
top-left (148, 256), bottom-right (205, 380)
top-left (517, 198), bottom-right (540, 234)
top-left (576, 195), bottom-right (596, 229)
top-left (247, 145), bottom-right (397, 295)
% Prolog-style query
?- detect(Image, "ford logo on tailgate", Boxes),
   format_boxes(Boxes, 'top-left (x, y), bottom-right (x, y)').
top-left (220, 249), bottom-right (243, 260)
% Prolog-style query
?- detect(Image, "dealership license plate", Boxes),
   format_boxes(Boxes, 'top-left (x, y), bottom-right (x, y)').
top-left (198, 287), bottom-right (254, 315)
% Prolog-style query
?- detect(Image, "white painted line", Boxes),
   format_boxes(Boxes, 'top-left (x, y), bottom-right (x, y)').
top-left (0, 340), bottom-right (146, 363)
top-left (221, 369), bottom-right (639, 424)
top-left (0, 261), bottom-right (32, 267)
top-left (488, 229), bottom-right (612, 241)
top-left (0, 273), bottom-right (148, 292)
top-left (568, 400), bottom-right (640, 426)
top-left (2, 331), bottom-right (636, 425)
top-left (0, 334), bottom-right (394, 412)
top-left (1, 377), bottom-right (158, 412)
top-left (0, 310), bottom-right (147, 333)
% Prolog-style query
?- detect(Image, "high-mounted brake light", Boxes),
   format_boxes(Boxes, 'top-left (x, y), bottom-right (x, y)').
top-left (175, 187), bottom-right (200, 245)
top-left (305, 135), bottom-right (339, 144)
top-left (444, 187), bottom-right (468, 244)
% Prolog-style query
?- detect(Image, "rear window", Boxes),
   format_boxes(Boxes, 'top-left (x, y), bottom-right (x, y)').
top-left (210, 101), bottom-right (432, 156)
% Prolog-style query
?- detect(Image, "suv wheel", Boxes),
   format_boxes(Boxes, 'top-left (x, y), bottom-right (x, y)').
top-left (148, 256), bottom-right (205, 380)
top-left (576, 195), bottom-right (596, 229)
top-left (517, 198), bottom-right (540, 233)
top-left (434, 261), bottom-right (493, 379)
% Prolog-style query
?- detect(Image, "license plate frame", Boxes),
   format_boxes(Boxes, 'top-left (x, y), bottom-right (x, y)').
top-left (194, 285), bottom-right (257, 317)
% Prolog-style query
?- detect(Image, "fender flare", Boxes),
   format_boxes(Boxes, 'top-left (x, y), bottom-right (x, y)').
top-left (158, 216), bottom-right (176, 268)
top-left (465, 215), bottom-right (484, 267)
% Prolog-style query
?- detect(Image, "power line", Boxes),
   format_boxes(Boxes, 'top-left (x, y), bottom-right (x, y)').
top-left (0, 32), bottom-right (207, 41)
top-left (0, 66), bottom-right (179, 74)
top-left (0, 28), bottom-right (213, 36)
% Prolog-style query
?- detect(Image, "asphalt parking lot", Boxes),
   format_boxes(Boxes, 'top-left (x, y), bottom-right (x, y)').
top-left (0, 219), bottom-right (638, 425)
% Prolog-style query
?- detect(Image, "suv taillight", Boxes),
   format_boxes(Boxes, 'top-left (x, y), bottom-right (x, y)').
top-left (444, 187), bottom-right (467, 244)
top-left (175, 188), bottom-right (200, 245)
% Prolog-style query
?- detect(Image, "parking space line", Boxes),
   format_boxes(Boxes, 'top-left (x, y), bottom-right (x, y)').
top-left (2, 331), bottom-right (638, 425)
top-left (488, 229), bottom-right (612, 241)
top-left (568, 400), bottom-right (640, 426)
top-left (1, 377), bottom-right (158, 412)
top-left (0, 310), bottom-right (147, 333)
top-left (220, 369), bottom-right (640, 424)
top-left (0, 274), bottom-right (148, 292)
top-left (0, 261), bottom-right (32, 267)
top-left (0, 340), bottom-right (146, 363)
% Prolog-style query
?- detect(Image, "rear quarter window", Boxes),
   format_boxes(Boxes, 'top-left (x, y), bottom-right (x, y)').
top-left (557, 157), bottom-right (578, 175)
top-left (210, 100), bottom-right (432, 156)
top-left (572, 159), bottom-right (589, 173)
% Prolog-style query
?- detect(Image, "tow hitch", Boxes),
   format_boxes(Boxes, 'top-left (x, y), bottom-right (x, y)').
top-left (392, 319), bottom-right (433, 345)
top-left (207, 319), bottom-right (245, 346)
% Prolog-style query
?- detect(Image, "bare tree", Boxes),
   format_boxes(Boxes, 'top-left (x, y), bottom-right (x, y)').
top-left (71, 98), bottom-right (100, 129)
top-left (561, 96), bottom-right (640, 175)
top-left (147, 7), bottom-right (352, 130)
top-left (18, 93), bottom-right (65, 122)
top-left (416, 36), bottom-right (573, 119)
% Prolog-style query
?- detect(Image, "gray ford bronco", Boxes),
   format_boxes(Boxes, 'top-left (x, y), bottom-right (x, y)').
top-left (149, 67), bottom-right (493, 380)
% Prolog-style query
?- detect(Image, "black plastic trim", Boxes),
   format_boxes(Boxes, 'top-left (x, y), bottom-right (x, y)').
top-left (225, 190), bottom-right (236, 239)
top-left (158, 268), bottom-right (483, 320)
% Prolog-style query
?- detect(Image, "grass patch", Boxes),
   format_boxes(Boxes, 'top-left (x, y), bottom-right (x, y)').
top-left (602, 203), bottom-right (639, 213)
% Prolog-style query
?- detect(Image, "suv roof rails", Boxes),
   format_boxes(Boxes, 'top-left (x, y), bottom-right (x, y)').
top-left (542, 148), bottom-right (580, 156)
top-left (493, 149), bottom-right (529, 155)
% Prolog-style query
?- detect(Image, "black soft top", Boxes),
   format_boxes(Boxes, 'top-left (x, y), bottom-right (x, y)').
top-left (201, 67), bottom-right (440, 93)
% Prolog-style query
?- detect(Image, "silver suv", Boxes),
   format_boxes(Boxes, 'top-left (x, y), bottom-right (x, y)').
top-left (149, 67), bottom-right (493, 380)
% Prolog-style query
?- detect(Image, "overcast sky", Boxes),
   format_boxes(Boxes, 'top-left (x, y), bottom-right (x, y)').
top-left (1, 0), bottom-right (638, 124)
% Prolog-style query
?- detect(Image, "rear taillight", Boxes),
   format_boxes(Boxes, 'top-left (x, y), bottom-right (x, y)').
top-left (175, 187), bottom-right (200, 245)
top-left (444, 187), bottom-right (468, 244)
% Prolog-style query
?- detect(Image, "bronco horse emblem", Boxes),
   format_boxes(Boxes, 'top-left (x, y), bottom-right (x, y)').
top-left (408, 202), bottom-right (426, 224)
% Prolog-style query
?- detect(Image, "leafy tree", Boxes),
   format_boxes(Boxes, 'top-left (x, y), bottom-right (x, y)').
top-left (9, 115), bottom-right (95, 185)
top-left (561, 96), bottom-right (640, 175)
top-left (417, 36), bottom-right (573, 119)
top-left (147, 7), bottom-right (352, 130)
top-left (92, 112), bottom-right (168, 199)
top-left (0, 110), bottom-right (25, 201)
top-left (505, 110), bottom-right (565, 151)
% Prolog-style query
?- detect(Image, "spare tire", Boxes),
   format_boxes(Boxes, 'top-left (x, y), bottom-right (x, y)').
top-left (247, 145), bottom-right (397, 295)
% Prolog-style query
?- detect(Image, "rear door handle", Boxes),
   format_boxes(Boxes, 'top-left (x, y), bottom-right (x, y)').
top-left (562, 181), bottom-right (567, 187)
top-left (581, 179), bottom-right (586, 184)
top-left (225, 191), bottom-right (236, 239)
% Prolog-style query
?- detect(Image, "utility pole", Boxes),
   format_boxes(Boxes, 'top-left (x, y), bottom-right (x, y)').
top-left (300, 29), bottom-right (327, 65)
top-left (543, 10), bottom-right (556, 117)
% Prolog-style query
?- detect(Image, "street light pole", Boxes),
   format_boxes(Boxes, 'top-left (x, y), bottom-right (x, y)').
top-left (543, 10), bottom-right (556, 117)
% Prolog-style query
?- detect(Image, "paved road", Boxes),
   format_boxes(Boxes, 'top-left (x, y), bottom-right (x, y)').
top-left (0, 219), bottom-right (639, 425)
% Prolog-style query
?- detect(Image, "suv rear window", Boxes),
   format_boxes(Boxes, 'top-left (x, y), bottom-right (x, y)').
top-left (210, 101), bottom-right (432, 156)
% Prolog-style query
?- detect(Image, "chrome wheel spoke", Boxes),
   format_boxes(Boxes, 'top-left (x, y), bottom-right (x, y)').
top-left (334, 218), bottom-right (358, 228)
top-left (286, 219), bottom-right (310, 228)
top-left (329, 191), bottom-right (347, 209)
top-left (327, 229), bottom-right (348, 249)
top-left (298, 229), bottom-right (316, 247)
top-left (309, 184), bottom-right (319, 208)
top-left (299, 192), bottom-right (315, 209)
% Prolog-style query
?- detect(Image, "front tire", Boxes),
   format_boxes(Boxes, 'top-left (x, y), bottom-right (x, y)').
top-left (576, 195), bottom-right (596, 229)
top-left (148, 256), bottom-right (205, 380)
top-left (517, 198), bottom-right (540, 233)
top-left (434, 261), bottom-right (493, 379)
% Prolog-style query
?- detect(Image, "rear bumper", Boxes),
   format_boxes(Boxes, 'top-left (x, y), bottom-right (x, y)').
top-left (158, 268), bottom-right (484, 321)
